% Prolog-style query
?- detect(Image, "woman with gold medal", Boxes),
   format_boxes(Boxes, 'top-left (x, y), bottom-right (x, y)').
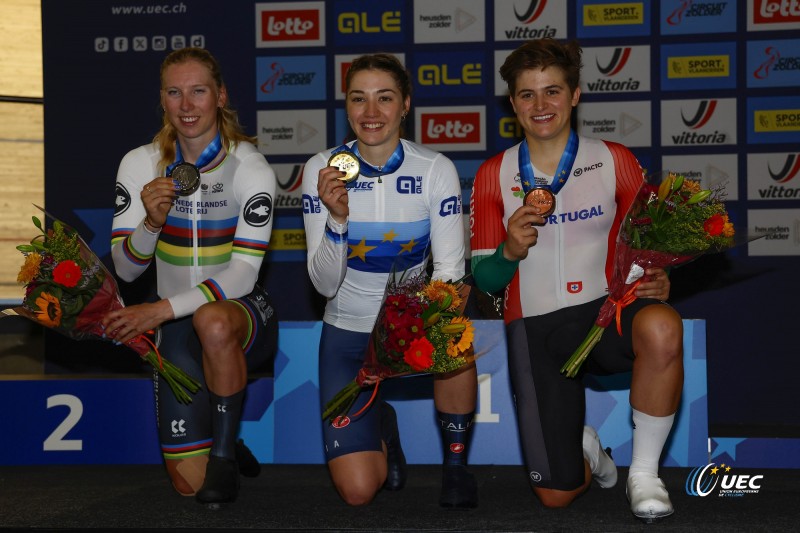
top-left (302, 53), bottom-right (478, 508)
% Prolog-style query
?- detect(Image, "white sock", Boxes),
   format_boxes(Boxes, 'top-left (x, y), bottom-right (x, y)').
top-left (629, 408), bottom-right (675, 477)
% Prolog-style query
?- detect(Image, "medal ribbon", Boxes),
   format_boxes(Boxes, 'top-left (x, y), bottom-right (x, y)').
top-left (331, 141), bottom-right (405, 179)
top-left (166, 132), bottom-right (226, 175)
top-left (518, 129), bottom-right (579, 196)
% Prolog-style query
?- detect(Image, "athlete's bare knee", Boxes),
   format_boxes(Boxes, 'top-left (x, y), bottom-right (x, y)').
top-left (534, 487), bottom-right (579, 508)
top-left (335, 481), bottom-right (379, 507)
top-left (165, 455), bottom-right (208, 496)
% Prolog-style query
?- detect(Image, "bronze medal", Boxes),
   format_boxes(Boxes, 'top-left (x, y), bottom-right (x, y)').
top-left (523, 186), bottom-right (556, 217)
top-left (328, 151), bottom-right (360, 183)
top-left (170, 162), bottom-right (201, 196)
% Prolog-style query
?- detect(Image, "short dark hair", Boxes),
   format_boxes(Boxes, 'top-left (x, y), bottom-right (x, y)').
top-left (499, 38), bottom-right (583, 95)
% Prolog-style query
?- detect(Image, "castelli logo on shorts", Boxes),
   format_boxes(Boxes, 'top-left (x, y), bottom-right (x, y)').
top-left (449, 443), bottom-right (465, 454)
top-left (332, 416), bottom-right (351, 429)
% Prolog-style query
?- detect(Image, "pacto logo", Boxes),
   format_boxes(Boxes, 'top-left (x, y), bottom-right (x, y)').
top-left (769, 153), bottom-right (800, 183)
top-left (421, 113), bottom-right (480, 144)
top-left (261, 10), bottom-right (319, 41)
top-left (514, 0), bottom-right (548, 23)
top-left (682, 100), bottom-right (717, 129)
top-left (596, 48), bottom-right (632, 76)
top-left (439, 195), bottom-right (462, 217)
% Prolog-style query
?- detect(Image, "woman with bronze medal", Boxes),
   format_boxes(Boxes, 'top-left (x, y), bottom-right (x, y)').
top-left (470, 39), bottom-right (683, 522)
top-left (302, 54), bottom-right (478, 508)
top-left (102, 48), bottom-right (278, 506)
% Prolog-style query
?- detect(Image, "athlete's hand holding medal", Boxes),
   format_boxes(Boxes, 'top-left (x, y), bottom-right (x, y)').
top-left (141, 163), bottom-right (200, 231)
top-left (504, 132), bottom-right (578, 262)
top-left (317, 151), bottom-right (359, 224)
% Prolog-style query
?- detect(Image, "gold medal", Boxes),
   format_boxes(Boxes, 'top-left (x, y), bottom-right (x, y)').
top-left (523, 187), bottom-right (556, 217)
top-left (169, 162), bottom-right (201, 196)
top-left (328, 151), bottom-right (360, 183)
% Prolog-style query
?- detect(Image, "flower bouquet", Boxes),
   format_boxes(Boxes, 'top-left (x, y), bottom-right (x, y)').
top-left (560, 172), bottom-right (736, 378)
top-left (2, 207), bottom-right (201, 403)
top-left (322, 268), bottom-right (477, 425)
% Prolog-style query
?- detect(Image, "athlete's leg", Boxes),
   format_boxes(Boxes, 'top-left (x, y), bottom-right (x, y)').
top-left (319, 324), bottom-right (386, 506)
top-left (434, 363), bottom-right (478, 508)
top-left (627, 303), bottom-right (683, 521)
top-left (155, 317), bottom-right (211, 496)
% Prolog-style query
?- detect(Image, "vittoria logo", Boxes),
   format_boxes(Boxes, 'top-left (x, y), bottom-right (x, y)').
top-left (567, 281), bottom-right (583, 293)
top-left (514, 0), bottom-right (548, 23)
top-left (682, 100), bottom-right (718, 129)
top-left (597, 47), bottom-right (632, 75)
top-left (769, 153), bottom-right (800, 183)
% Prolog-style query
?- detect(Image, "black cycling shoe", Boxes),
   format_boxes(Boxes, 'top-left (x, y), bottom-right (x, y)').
top-left (439, 464), bottom-right (478, 508)
top-left (235, 439), bottom-right (261, 478)
top-left (196, 455), bottom-right (240, 506)
top-left (381, 401), bottom-right (407, 491)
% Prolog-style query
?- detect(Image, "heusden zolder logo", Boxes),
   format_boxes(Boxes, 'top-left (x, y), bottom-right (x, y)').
top-left (686, 463), bottom-right (765, 498)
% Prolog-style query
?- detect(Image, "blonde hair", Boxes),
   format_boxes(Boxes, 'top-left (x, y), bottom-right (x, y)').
top-left (153, 47), bottom-right (255, 171)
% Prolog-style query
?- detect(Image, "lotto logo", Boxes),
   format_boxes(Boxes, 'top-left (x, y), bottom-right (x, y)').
top-left (256, 3), bottom-right (325, 47)
top-left (420, 113), bottom-right (480, 144)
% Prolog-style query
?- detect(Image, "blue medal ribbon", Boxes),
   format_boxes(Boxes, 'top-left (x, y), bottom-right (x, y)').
top-left (331, 141), bottom-right (405, 180)
top-left (166, 132), bottom-right (225, 175)
top-left (518, 129), bottom-right (579, 197)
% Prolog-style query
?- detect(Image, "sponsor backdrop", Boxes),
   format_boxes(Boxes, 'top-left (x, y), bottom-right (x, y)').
top-left (39, 0), bottom-right (799, 465)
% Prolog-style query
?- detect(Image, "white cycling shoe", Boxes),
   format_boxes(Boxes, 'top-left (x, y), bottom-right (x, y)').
top-left (582, 426), bottom-right (617, 488)
top-left (626, 472), bottom-right (674, 523)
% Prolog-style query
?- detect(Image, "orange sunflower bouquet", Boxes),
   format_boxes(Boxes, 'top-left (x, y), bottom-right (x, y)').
top-left (3, 208), bottom-right (201, 403)
top-left (322, 269), bottom-right (475, 424)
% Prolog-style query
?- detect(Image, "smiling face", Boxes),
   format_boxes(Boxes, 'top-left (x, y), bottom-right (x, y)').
top-left (160, 59), bottom-right (227, 152)
top-left (345, 68), bottom-right (410, 160)
top-left (510, 65), bottom-right (580, 146)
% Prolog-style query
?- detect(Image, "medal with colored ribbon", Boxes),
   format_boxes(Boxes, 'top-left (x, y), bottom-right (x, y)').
top-left (167, 132), bottom-right (226, 196)
top-left (327, 141), bottom-right (404, 184)
top-left (518, 129), bottom-right (579, 217)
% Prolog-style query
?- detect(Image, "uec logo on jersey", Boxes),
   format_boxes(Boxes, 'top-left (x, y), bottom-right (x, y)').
top-left (397, 175), bottom-right (422, 194)
top-left (439, 195), bottom-right (461, 217)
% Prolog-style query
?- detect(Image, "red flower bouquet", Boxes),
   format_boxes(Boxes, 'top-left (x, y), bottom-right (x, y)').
top-left (560, 172), bottom-right (736, 378)
top-left (322, 269), bottom-right (476, 424)
top-left (2, 208), bottom-right (201, 403)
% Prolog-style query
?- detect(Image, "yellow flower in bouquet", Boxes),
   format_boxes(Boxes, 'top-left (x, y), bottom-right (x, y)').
top-left (560, 172), bottom-right (735, 378)
top-left (322, 271), bottom-right (475, 424)
top-left (3, 208), bottom-right (201, 403)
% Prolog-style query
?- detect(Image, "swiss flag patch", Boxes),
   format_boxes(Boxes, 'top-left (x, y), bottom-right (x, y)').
top-left (567, 281), bottom-right (582, 294)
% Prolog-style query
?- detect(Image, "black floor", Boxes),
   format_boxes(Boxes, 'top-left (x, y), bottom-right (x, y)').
top-left (0, 464), bottom-right (796, 532)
